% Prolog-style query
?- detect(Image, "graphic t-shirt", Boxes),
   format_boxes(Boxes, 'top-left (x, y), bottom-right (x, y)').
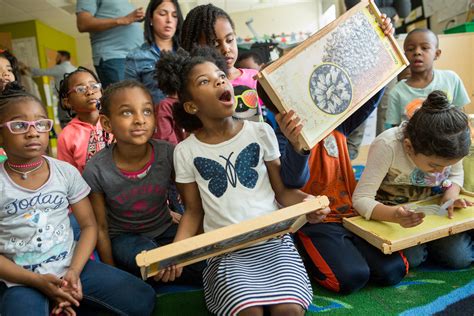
top-left (0, 157), bottom-right (90, 286)
top-left (174, 121), bottom-right (280, 232)
top-left (231, 68), bottom-right (263, 122)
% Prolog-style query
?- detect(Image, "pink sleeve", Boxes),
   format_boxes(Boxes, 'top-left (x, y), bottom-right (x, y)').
top-left (57, 129), bottom-right (79, 171)
top-left (154, 101), bottom-right (178, 145)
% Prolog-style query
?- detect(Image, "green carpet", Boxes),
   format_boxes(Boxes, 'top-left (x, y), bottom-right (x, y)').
top-left (153, 266), bottom-right (474, 315)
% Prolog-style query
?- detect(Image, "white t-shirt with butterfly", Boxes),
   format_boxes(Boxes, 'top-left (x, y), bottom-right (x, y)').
top-left (174, 120), bottom-right (280, 232)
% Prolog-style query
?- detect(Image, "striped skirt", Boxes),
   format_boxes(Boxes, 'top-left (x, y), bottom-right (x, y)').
top-left (203, 234), bottom-right (313, 315)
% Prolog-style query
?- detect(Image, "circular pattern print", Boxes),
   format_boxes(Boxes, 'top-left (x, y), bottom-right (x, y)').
top-left (309, 63), bottom-right (352, 115)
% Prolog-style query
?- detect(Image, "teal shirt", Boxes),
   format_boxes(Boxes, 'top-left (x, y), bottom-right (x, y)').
top-left (76, 0), bottom-right (143, 65)
top-left (386, 69), bottom-right (470, 126)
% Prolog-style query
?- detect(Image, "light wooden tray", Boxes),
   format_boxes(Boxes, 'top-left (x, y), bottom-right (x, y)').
top-left (343, 191), bottom-right (474, 254)
top-left (136, 196), bottom-right (330, 280)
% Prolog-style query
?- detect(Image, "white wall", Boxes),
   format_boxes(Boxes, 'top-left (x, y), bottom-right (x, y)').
top-left (230, 2), bottom-right (321, 39)
top-left (76, 35), bottom-right (94, 70)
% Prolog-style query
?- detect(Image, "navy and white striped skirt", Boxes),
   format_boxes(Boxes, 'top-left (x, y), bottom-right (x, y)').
top-left (203, 234), bottom-right (313, 315)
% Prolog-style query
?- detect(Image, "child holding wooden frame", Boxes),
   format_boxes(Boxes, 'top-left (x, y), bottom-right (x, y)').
top-left (156, 47), bottom-right (330, 316)
top-left (353, 91), bottom-right (473, 269)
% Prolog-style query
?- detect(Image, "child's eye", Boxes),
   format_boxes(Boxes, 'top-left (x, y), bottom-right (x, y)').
top-left (226, 37), bottom-right (234, 44)
top-left (122, 111), bottom-right (132, 116)
top-left (219, 74), bottom-right (226, 79)
top-left (199, 79), bottom-right (209, 85)
top-left (144, 109), bottom-right (152, 116)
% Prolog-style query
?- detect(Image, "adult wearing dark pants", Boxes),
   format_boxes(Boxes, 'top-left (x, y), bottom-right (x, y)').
top-left (76, 0), bottom-right (144, 88)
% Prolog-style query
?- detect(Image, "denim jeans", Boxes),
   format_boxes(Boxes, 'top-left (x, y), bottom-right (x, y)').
top-left (0, 259), bottom-right (156, 316)
top-left (95, 58), bottom-right (125, 89)
top-left (111, 224), bottom-right (205, 286)
top-left (404, 232), bottom-right (473, 269)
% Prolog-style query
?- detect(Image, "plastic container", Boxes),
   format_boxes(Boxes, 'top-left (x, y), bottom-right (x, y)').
top-left (444, 22), bottom-right (474, 34)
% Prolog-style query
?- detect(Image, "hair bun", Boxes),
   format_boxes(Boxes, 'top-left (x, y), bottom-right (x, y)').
top-left (421, 90), bottom-right (453, 113)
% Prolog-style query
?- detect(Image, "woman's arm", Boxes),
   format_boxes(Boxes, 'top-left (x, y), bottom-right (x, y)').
top-left (88, 192), bottom-right (115, 266)
top-left (76, 9), bottom-right (144, 33)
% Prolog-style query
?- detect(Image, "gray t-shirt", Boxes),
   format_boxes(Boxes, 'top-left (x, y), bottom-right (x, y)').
top-left (0, 157), bottom-right (90, 286)
top-left (83, 140), bottom-right (174, 239)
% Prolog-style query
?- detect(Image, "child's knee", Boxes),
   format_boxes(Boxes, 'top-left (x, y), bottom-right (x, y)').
top-left (127, 282), bottom-right (156, 316)
top-left (430, 234), bottom-right (473, 269)
top-left (319, 264), bottom-right (369, 294)
top-left (404, 244), bottom-right (428, 268)
top-left (268, 303), bottom-right (304, 316)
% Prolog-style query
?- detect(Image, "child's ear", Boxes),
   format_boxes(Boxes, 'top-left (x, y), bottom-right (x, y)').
top-left (434, 48), bottom-right (442, 60)
top-left (403, 138), bottom-right (414, 155)
top-left (62, 97), bottom-right (72, 111)
top-left (183, 101), bottom-right (198, 115)
top-left (100, 114), bottom-right (113, 133)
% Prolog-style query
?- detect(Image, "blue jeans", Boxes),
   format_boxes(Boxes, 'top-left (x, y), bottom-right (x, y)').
top-left (111, 224), bottom-right (204, 286)
top-left (0, 259), bottom-right (156, 316)
top-left (95, 58), bottom-right (125, 89)
top-left (404, 232), bottom-right (473, 269)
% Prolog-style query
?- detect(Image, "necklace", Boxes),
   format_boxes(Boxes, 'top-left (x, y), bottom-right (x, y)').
top-left (7, 159), bottom-right (43, 169)
top-left (6, 159), bottom-right (44, 180)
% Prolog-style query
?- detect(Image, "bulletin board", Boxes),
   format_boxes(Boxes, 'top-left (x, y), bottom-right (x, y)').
top-left (343, 191), bottom-right (474, 254)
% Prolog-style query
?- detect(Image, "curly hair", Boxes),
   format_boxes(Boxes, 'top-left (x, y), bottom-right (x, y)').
top-left (100, 79), bottom-right (152, 117)
top-left (0, 81), bottom-right (43, 120)
top-left (155, 46), bottom-right (228, 132)
top-left (404, 90), bottom-right (470, 159)
top-left (180, 4), bottom-right (235, 52)
top-left (57, 66), bottom-right (100, 116)
top-left (144, 0), bottom-right (183, 47)
top-left (0, 50), bottom-right (21, 85)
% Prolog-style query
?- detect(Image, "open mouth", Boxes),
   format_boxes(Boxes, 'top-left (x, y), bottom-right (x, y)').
top-left (219, 90), bottom-right (232, 102)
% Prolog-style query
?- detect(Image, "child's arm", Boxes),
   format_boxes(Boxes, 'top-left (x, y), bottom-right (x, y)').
top-left (0, 256), bottom-right (80, 308)
top-left (265, 158), bottom-right (330, 223)
top-left (154, 181), bottom-right (204, 283)
top-left (353, 137), bottom-right (424, 227)
top-left (88, 192), bottom-right (115, 266)
top-left (441, 159), bottom-right (473, 217)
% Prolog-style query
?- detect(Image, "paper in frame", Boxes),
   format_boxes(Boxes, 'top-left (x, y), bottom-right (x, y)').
top-left (257, 0), bottom-right (409, 150)
top-left (342, 191), bottom-right (474, 254)
top-left (136, 196), bottom-right (329, 280)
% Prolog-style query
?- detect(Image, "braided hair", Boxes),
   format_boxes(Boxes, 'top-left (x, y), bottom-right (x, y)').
top-left (404, 90), bottom-right (470, 159)
top-left (180, 4), bottom-right (235, 52)
top-left (0, 82), bottom-right (43, 120)
top-left (155, 47), bottom-right (228, 132)
top-left (100, 79), bottom-right (152, 117)
top-left (57, 66), bottom-right (100, 117)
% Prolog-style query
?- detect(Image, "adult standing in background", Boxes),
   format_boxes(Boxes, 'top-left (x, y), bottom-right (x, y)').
top-left (125, 0), bottom-right (183, 105)
top-left (344, 0), bottom-right (411, 158)
top-left (26, 50), bottom-right (76, 127)
top-left (76, 0), bottom-right (144, 88)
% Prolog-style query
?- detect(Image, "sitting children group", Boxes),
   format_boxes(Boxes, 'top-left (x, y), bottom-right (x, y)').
top-left (0, 3), bottom-right (472, 315)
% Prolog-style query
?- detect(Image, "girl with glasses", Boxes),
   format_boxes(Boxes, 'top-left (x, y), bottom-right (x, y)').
top-left (57, 67), bottom-right (110, 173)
top-left (0, 82), bottom-right (156, 316)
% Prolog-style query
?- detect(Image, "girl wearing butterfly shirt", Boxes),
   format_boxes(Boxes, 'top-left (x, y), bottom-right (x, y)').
top-left (82, 80), bottom-right (203, 285)
top-left (156, 47), bottom-right (330, 316)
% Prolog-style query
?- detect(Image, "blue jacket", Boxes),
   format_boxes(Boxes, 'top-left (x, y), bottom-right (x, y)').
top-left (125, 42), bottom-right (165, 105)
top-left (278, 88), bottom-right (385, 188)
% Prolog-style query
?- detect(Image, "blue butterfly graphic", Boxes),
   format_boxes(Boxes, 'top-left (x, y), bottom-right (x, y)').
top-left (194, 143), bottom-right (260, 197)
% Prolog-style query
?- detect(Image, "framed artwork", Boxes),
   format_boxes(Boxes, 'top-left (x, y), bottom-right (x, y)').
top-left (342, 191), bottom-right (474, 254)
top-left (257, 0), bottom-right (409, 150)
top-left (136, 196), bottom-right (330, 280)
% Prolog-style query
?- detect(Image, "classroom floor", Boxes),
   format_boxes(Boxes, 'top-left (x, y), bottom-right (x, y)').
top-left (153, 265), bottom-right (474, 315)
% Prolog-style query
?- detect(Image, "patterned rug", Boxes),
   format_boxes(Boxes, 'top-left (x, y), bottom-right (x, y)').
top-left (154, 265), bottom-right (474, 315)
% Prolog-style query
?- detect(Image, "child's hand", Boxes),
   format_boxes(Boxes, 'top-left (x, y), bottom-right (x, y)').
top-left (153, 265), bottom-right (182, 283)
top-left (442, 197), bottom-right (474, 218)
top-left (380, 14), bottom-right (394, 36)
top-left (169, 210), bottom-right (182, 224)
top-left (304, 196), bottom-right (331, 223)
top-left (61, 268), bottom-right (83, 301)
top-left (275, 110), bottom-right (305, 153)
top-left (51, 303), bottom-right (76, 316)
top-left (34, 274), bottom-right (80, 308)
top-left (394, 206), bottom-right (425, 228)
